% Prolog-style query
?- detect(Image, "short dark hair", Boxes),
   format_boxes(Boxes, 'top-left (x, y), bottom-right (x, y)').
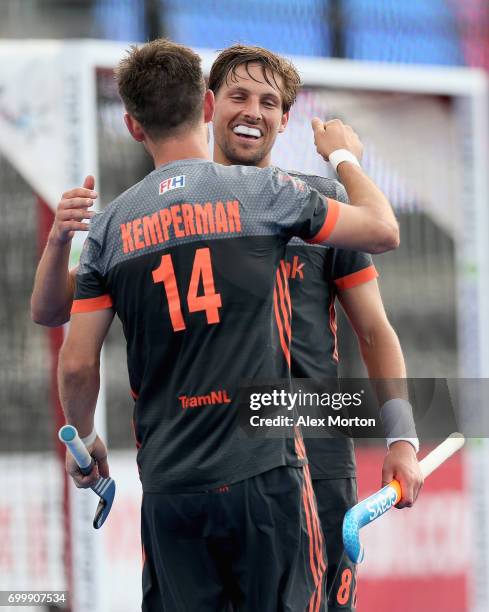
top-left (115, 38), bottom-right (206, 140)
top-left (208, 44), bottom-right (302, 113)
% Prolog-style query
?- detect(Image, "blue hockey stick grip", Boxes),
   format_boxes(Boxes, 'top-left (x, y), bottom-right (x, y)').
top-left (58, 425), bottom-right (93, 473)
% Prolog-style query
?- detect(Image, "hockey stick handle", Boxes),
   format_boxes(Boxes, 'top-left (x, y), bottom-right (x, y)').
top-left (58, 425), bottom-right (94, 475)
top-left (419, 432), bottom-right (465, 478)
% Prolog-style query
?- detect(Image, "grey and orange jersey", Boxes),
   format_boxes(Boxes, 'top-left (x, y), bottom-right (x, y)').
top-left (283, 171), bottom-right (378, 479)
top-left (72, 159), bottom-right (340, 493)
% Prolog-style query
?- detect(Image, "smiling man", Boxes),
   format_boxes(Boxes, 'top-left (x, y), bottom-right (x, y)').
top-left (208, 45), bottom-right (422, 611)
top-left (211, 59), bottom-right (294, 167)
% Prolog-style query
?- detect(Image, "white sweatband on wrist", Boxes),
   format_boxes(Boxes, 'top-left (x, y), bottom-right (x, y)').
top-left (81, 428), bottom-right (97, 447)
top-left (328, 149), bottom-right (361, 173)
top-left (380, 399), bottom-right (419, 454)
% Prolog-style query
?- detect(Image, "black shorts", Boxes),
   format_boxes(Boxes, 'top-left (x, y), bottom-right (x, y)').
top-left (141, 466), bottom-right (326, 611)
top-left (312, 478), bottom-right (358, 611)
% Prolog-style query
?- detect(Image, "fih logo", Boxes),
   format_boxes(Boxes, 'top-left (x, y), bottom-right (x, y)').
top-left (159, 175), bottom-right (186, 195)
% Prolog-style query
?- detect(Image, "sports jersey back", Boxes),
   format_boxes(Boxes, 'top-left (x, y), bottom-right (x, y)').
top-left (283, 171), bottom-right (378, 479)
top-left (285, 172), bottom-right (377, 381)
top-left (73, 159), bottom-right (339, 493)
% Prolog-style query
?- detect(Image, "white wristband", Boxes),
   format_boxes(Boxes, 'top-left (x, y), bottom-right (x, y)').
top-left (380, 399), bottom-right (419, 454)
top-left (328, 149), bottom-right (361, 173)
top-left (387, 437), bottom-right (420, 454)
top-left (81, 428), bottom-right (97, 447)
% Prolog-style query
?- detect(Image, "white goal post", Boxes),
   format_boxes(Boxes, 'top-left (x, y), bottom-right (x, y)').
top-left (0, 40), bottom-right (487, 612)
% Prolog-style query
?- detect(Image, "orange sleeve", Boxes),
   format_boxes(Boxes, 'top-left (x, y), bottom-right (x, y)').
top-left (334, 265), bottom-right (378, 291)
top-left (71, 295), bottom-right (113, 314)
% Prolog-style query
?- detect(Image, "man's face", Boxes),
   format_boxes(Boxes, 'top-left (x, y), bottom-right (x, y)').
top-left (212, 62), bottom-right (289, 168)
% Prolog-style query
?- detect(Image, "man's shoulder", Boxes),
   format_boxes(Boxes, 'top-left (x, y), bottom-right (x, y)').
top-left (102, 176), bottom-right (148, 216)
top-left (279, 168), bottom-right (344, 200)
top-left (279, 169), bottom-right (346, 252)
top-left (212, 162), bottom-right (274, 181)
top-left (208, 164), bottom-right (285, 200)
top-left (103, 160), bottom-right (218, 209)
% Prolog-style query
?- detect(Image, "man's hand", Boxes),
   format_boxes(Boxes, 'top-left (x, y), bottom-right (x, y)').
top-left (31, 176), bottom-right (96, 325)
top-left (49, 175), bottom-right (98, 245)
top-left (311, 118), bottom-right (363, 162)
top-left (382, 441), bottom-right (424, 508)
top-left (65, 435), bottom-right (110, 489)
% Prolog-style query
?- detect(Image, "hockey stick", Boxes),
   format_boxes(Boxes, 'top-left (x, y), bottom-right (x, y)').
top-left (342, 432), bottom-right (465, 564)
top-left (58, 425), bottom-right (116, 529)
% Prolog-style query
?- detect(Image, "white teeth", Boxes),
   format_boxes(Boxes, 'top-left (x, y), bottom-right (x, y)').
top-left (233, 125), bottom-right (262, 138)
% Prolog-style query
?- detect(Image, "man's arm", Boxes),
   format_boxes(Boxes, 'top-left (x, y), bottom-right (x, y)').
top-left (312, 119), bottom-right (399, 254)
top-left (30, 176), bottom-right (97, 326)
top-left (58, 308), bottom-right (114, 488)
top-left (338, 279), bottom-right (423, 508)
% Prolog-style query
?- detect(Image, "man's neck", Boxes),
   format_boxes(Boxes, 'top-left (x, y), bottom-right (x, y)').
top-left (213, 147), bottom-right (271, 168)
top-left (151, 129), bottom-right (211, 168)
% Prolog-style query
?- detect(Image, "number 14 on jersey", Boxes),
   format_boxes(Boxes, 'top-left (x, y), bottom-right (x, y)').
top-left (152, 247), bottom-right (222, 331)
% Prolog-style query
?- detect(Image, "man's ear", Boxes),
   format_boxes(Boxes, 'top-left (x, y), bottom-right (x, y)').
top-left (124, 113), bottom-right (145, 142)
top-left (278, 111), bottom-right (289, 134)
top-left (203, 89), bottom-right (215, 124)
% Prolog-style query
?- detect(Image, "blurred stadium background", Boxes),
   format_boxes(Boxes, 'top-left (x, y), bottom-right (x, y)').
top-left (1, 1), bottom-right (489, 611)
